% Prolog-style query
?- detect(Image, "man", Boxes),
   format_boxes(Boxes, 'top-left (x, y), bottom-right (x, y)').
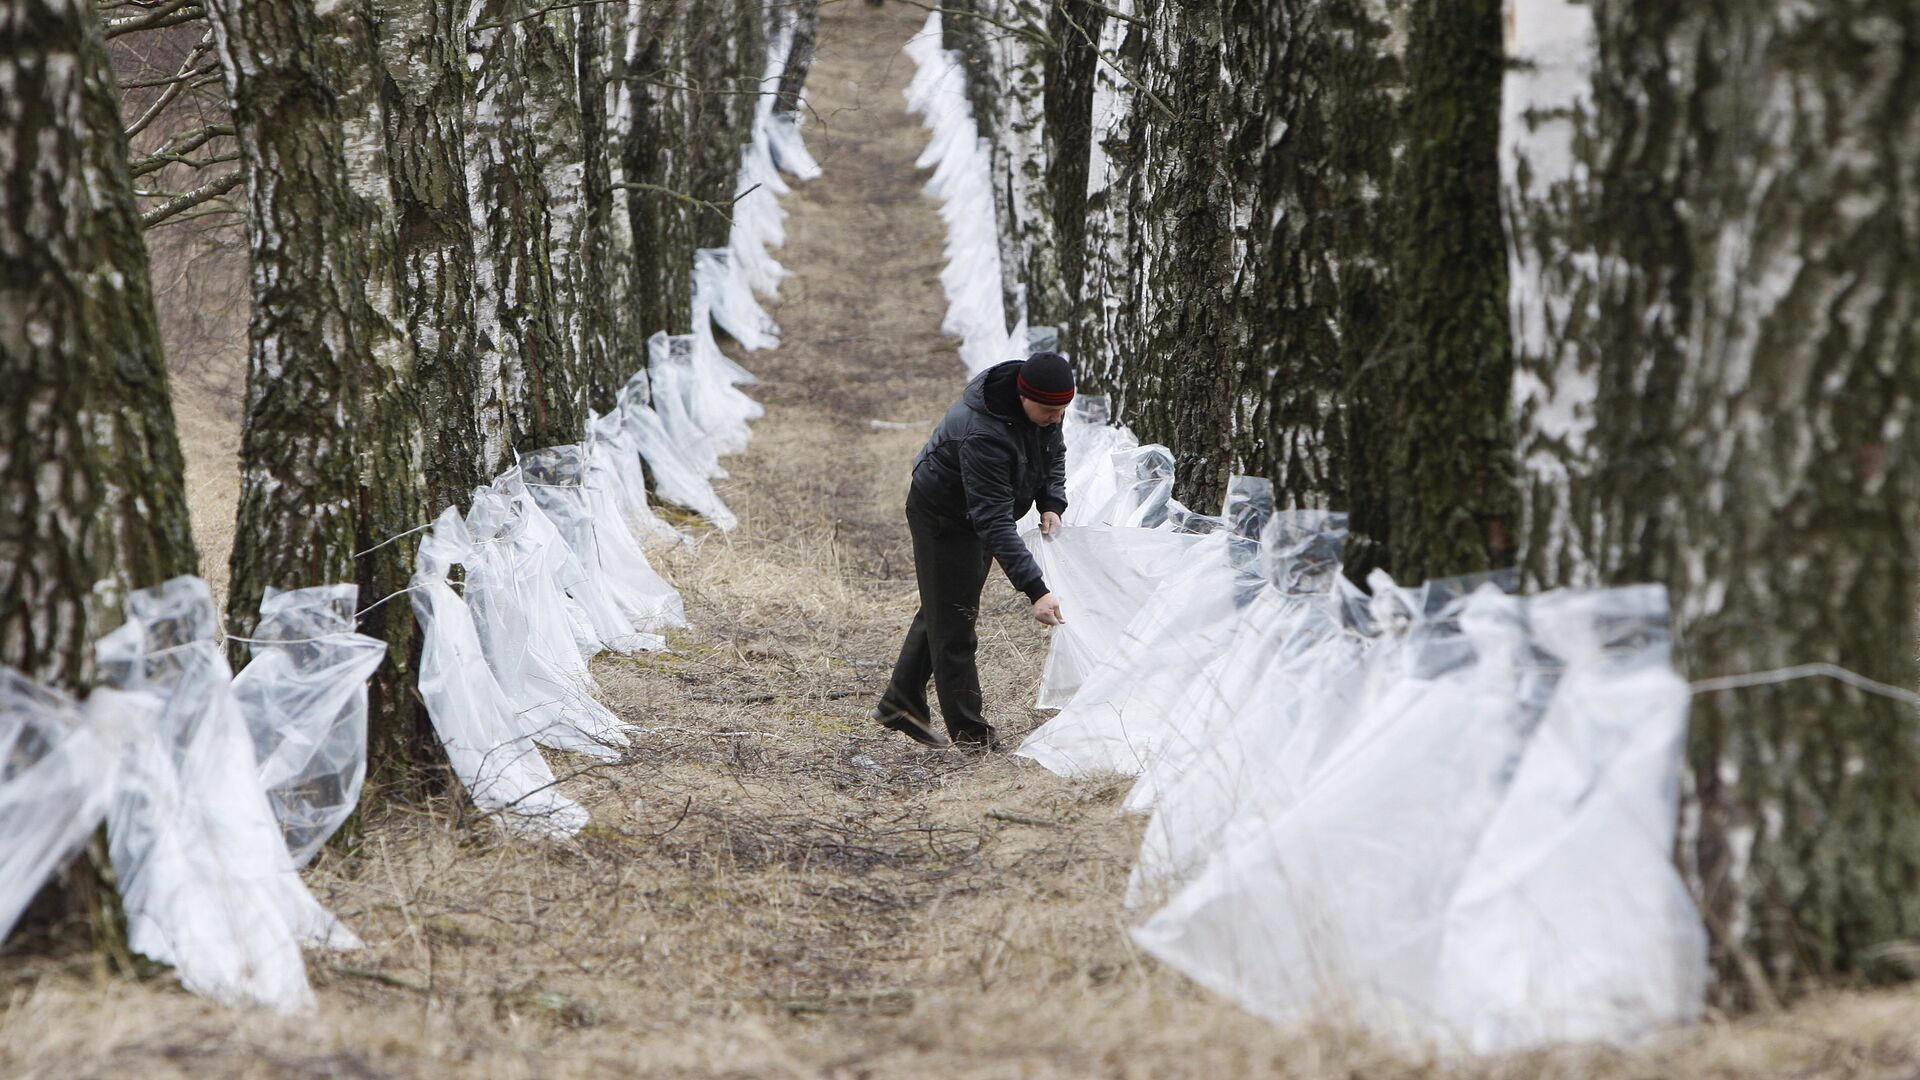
top-left (873, 351), bottom-right (1074, 749)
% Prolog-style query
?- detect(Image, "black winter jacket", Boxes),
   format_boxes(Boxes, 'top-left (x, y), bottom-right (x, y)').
top-left (909, 361), bottom-right (1069, 601)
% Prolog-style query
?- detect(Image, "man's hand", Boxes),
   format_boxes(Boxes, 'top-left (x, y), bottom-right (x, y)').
top-left (1040, 511), bottom-right (1063, 537)
top-left (1031, 592), bottom-right (1065, 626)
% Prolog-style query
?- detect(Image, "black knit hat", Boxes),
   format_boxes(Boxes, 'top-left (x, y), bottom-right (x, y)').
top-left (1017, 351), bottom-right (1076, 406)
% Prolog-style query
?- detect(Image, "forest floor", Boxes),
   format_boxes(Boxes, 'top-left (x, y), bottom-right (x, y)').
top-left (5, 3), bottom-right (1920, 1078)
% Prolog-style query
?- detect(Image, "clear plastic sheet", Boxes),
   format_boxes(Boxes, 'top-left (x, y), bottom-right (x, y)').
top-left (904, 14), bottom-right (1018, 375)
top-left (520, 446), bottom-right (678, 651)
top-left (1015, 479), bottom-right (1276, 779)
top-left (585, 407), bottom-right (684, 547)
top-left (97, 576), bottom-right (360, 1013)
top-left (465, 480), bottom-right (632, 759)
top-left (1021, 524), bottom-right (1205, 709)
top-left (1132, 581), bottom-right (1706, 1054)
top-left (648, 330), bottom-right (756, 466)
top-left (694, 247), bottom-right (780, 353)
top-left (1094, 444), bottom-right (1179, 529)
top-left (766, 110), bottom-right (823, 180)
top-left (410, 508), bottom-right (591, 838)
top-left (618, 371), bottom-right (738, 530)
top-left (230, 585), bottom-right (386, 867)
top-left (0, 670), bottom-right (122, 943)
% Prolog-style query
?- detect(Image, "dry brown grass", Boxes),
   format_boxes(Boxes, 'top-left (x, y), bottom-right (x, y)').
top-left (10, 4), bottom-right (1920, 1077)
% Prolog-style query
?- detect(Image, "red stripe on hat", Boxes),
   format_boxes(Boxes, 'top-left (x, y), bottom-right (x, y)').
top-left (1017, 374), bottom-right (1075, 406)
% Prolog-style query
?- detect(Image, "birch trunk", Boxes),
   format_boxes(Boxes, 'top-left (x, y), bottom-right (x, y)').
top-left (524, 4), bottom-right (595, 430)
top-left (1251, 0), bottom-right (1406, 521)
top-left (622, 0), bottom-right (696, 336)
top-left (988, 0), bottom-right (1062, 331)
top-left (1505, 0), bottom-right (1920, 1001)
top-left (204, 0), bottom-right (431, 789)
top-left (1, 0), bottom-right (199, 682)
top-left (468, 0), bottom-right (571, 465)
top-left (1378, 0), bottom-right (1514, 581)
top-left (1044, 0), bottom-right (1103, 355)
top-left (371, 0), bottom-right (485, 516)
top-left (1071, 0), bottom-right (1141, 395)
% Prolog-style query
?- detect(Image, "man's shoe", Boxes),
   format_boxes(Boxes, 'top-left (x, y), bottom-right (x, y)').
top-left (874, 706), bottom-right (951, 748)
top-left (949, 724), bottom-right (1002, 751)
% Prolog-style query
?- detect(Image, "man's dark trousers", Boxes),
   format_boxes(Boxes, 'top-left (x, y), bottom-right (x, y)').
top-left (877, 488), bottom-right (996, 741)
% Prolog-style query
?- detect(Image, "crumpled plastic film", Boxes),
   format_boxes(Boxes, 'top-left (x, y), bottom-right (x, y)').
top-left (695, 247), bottom-right (780, 354)
top-left (1132, 579), bottom-right (1705, 1054)
top-left (766, 110), bottom-right (822, 180)
top-left (520, 446), bottom-right (677, 651)
top-left (1124, 514), bottom-right (1363, 902)
top-left (410, 508), bottom-right (591, 838)
top-left (585, 407), bottom-right (684, 547)
top-left (1022, 524), bottom-right (1204, 710)
top-left (618, 370), bottom-right (738, 530)
top-left (0, 669), bottom-right (122, 942)
top-left (465, 481), bottom-right (631, 760)
top-left (97, 575), bottom-right (360, 1013)
top-left (649, 330), bottom-right (755, 467)
top-left (1095, 444), bottom-right (1178, 528)
top-left (904, 12), bottom-right (1017, 375)
top-left (1429, 584), bottom-right (1707, 1051)
top-left (1016, 478), bottom-right (1276, 779)
top-left (230, 584), bottom-right (386, 867)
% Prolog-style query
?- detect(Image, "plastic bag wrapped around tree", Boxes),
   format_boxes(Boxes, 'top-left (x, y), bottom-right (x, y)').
top-left (1094, 444), bottom-right (1179, 528)
top-left (410, 508), bottom-right (590, 838)
top-left (695, 247), bottom-right (780, 353)
top-left (0, 670), bottom-right (123, 943)
top-left (230, 584), bottom-right (386, 867)
top-left (465, 482), bottom-right (631, 760)
top-left (1021, 523), bottom-right (1205, 710)
top-left (1018, 394), bottom-right (1141, 533)
top-left (618, 370), bottom-right (738, 529)
top-left (97, 576), bottom-right (360, 1013)
top-left (1429, 585), bottom-right (1706, 1051)
top-left (730, 82), bottom-right (794, 299)
top-left (1015, 478), bottom-right (1275, 777)
top-left (1124, 513), bottom-right (1367, 902)
top-left (648, 331), bottom-right (754, 467)
top-left (585, 407), bottom-right (684, 547)
top-left (1132, 579), bottom-right (1704, 1053)
top-left (765, 110), bottom-right (822, 181)
top-left (519, 446), bottom-right (675, 652)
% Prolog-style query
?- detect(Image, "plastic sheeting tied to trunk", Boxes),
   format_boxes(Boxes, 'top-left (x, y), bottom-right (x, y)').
top-left (0, 671), bottom-right (123, 943)
top-left (230, 584), bottom-right (386, 868)
top-left (97, 576), bottom-right (360, 1013)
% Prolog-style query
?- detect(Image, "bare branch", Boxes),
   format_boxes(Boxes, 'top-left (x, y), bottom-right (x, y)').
top-left (470, 0), bottom-right (627, 32)
top-left (124, 29), bottom-right (215, 140)
top-left (104, 0), bottom-right (206, 38)
top-left (130, 123), bottom-right (234, 176)
top-left (140, 169), bottom-right (243, 228)
top-left (885, 0), bottom-right (1052, 48)
top-left (618, 181), bottom-right (762, 228)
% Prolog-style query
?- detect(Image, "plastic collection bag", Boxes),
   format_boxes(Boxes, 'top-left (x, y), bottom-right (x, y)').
top-left (0, 670), bottom-right (122, 942)
top-left (230, 585), bottom-right (386, 867)
top-left (464, 478), bottom-right (632, 759)
top-left (617, 370), bottom-right (738, 530)
top-left (410, 508), bottom-right (591, 838)
top-left (904, 13), bottom-right (1019, 375)
top-left (1022, 524), bottom-right (1203, 710)
top-left (519, 446), bottom-right (679, 651)
top-left (98, 576), bottom-right (360, 1013)
top-left (1016, 480), bottom-right (1275, 779)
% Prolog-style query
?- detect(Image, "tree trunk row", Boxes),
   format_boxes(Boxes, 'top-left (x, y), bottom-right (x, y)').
top-left (971, 0), bottom-right (1920, 1006)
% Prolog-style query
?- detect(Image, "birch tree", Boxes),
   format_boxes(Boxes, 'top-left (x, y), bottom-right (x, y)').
top-left (2, 0), bottom-right (198, 950)
top-left (202, 0), bottom-right (431, 788)
top-left (621, 0), bottom-right (697, 336)
top-left (372, 0), bottom-right (487, 514)
top-left (1505, 0), bottom-right (1920, 1001)
top-left (468, 0), bottom-right (572, 465)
